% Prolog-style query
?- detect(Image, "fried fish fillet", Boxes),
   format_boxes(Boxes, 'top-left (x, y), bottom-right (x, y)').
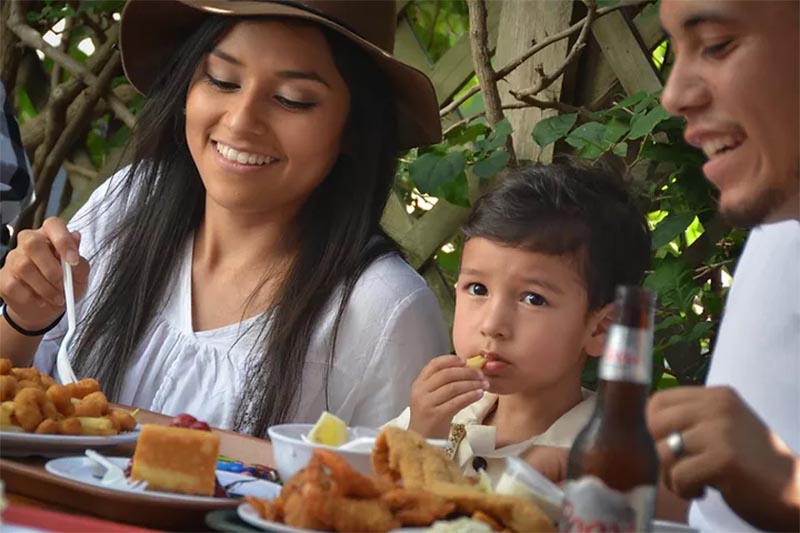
top-left (427, 481), bottom-right (555, 532)
top-left (372, 427), bottom-right (468, 488)
top-left (382, 487), bottom-right (456, 526)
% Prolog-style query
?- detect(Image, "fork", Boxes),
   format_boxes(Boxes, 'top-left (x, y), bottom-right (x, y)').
top-left (85, 449), bottom-right (148, 491)
top-left (56, 259), bottom-right (78, 384)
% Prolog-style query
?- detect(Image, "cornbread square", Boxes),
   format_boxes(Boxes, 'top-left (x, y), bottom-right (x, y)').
top-left (131, 424), bottom-right (220, 496)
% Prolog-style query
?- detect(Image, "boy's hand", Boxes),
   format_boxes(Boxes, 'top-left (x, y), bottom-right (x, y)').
top-left (409, 355), bottom-right (488, 439)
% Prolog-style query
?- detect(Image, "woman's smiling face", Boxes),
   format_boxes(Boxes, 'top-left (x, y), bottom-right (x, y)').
top-left (185, 19), bottom-right (351, 220)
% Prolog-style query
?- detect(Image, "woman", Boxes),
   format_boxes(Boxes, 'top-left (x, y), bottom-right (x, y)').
top-left (0, 0), bottom-right (449, 436)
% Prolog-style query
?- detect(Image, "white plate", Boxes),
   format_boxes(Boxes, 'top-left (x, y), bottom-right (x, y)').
top-left (238, 503), bottom-right (318, 533)
top-left (0, 427), bottom-right (141, 457)
top-left (653, 519), bottom-right (698, 533)
top-left (45, 456), bottom-right (282, 504)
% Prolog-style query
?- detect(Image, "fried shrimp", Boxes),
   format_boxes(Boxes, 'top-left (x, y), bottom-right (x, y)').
top-left (107, 409), bottom-right (136, 431)
top-left (11, 367), bottom-right (41, 384)
top-left (0, 359), bottom-right (12, 375)
top-left (74, 391), bottom-right (109, 417)
top-left (13, 387), bottom-right (61, 432)
top-left (73, 378), bottom-right (101, 399)
top-left (0, 375), bottom-right (18, 402)
top-left (47, 384), bottom-right (75, 416)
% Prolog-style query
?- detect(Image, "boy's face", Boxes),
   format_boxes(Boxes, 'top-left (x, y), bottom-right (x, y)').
top-left (453, 238), bottom-right (608, 396)
top-left (660, 0), bottom-right (799, 228)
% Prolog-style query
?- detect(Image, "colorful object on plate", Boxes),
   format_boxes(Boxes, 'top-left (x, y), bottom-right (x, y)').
top-left (465, 354), bottom-right (487, 369)
top-left (217, 455), bottom-right (280, 483)
top-left (306, 411), bottom-right (348, 446)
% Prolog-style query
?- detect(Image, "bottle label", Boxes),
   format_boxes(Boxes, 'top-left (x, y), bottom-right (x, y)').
top-left (598, 324), bottom-right (652, 384)
top-left (560, 476), bottom-right (655, 532)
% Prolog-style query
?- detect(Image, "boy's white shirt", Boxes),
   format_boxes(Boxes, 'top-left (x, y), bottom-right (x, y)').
top-left (384, 389), bottom-right (595, 484)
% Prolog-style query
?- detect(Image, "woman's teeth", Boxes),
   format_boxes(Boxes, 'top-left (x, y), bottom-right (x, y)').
top-left (215, 142), bottom-right (274, 166)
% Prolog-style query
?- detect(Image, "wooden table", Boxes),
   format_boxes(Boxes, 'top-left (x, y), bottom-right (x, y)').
top-left (0, 407), bottom-right (275, 531)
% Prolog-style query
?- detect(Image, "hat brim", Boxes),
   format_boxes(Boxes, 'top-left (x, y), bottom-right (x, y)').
top-left (120, 0), bottom-right (441, 149)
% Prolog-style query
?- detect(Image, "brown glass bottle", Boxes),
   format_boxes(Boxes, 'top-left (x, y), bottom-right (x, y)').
top-left (560, 286), bottom-right (659, 532)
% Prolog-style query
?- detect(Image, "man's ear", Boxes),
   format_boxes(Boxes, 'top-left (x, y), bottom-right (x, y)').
top-left (585, 303), bottom-right (614, 357)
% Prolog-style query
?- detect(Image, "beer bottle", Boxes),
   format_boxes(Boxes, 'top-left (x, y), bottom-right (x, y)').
top-left (560, 285), bottom-right (659, 532)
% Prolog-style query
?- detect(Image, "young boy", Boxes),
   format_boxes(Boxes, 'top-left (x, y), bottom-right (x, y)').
top-left (385, 162), bottom-right (651, 484)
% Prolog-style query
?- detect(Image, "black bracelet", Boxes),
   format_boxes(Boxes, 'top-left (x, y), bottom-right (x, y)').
top-left (1, 304), bottom-right (64, 337)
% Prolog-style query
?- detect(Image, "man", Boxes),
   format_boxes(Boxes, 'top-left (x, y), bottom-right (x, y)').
top-left (648, 1), bottom-right (799, 531)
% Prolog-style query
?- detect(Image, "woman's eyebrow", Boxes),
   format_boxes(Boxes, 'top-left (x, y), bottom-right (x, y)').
top-left (208, 48), bottom-right (330, 88)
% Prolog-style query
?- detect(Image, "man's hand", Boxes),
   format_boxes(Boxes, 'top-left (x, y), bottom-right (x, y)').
top-left (647, 385), bottom-right (800, 531)
top-left (408, 355), bottom-right (488, 438)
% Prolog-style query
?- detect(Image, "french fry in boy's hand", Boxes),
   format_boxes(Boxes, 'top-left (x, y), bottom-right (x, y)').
top-left (409, 355), bottom-right (489, 439)
top-left (77, 416), bottom-right (118, 436)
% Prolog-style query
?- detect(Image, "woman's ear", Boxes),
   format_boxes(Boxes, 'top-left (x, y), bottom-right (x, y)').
top-left (584, 303), bottom-right (614, 357)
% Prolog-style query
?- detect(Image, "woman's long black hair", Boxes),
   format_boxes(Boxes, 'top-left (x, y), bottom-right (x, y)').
top-left (71, 15), bottom-right (400, 437)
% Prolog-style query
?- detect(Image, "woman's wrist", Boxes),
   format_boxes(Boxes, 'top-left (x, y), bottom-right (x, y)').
top-left (1, 303), bottom-right (64, 337)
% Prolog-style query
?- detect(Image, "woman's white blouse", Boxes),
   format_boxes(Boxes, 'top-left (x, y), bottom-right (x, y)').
top-left (33, 169), bottom-right (450, 433)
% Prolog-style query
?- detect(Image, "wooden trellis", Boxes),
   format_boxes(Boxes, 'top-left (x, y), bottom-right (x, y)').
top-left (384, 0), bottom-right (666, 326)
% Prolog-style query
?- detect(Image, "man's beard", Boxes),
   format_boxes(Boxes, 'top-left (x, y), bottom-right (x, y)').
top-left (720, 185), bottom-right (793, 229)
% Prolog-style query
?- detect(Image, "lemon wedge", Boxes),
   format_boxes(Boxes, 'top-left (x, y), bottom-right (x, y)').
top-left (466, 354), bottom-right (487, 369)
top-left (307, 411), bottom-right (349, 446)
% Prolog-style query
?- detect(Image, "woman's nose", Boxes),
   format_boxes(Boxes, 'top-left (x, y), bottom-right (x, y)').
top-left (224, 90), bottom-right (269, 136)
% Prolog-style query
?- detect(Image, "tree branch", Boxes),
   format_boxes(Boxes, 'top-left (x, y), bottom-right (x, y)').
top-left (26, 53), bottom-right (121, 228)
top-left (466, 0), bottom-right (516, 164)
top-left (0, 0), bottom-right (27, 98)
top-left (512, 0), bottom-right (597, 99)
top-left (443, 99), bottom-right (592, 137)
top-left (6, 20), bottom-right (135, 128)
top-left (440, 0), bottom-right (641, 117)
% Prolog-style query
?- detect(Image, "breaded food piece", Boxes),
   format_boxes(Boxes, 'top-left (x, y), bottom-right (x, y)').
top-left (0, 375), bottom-right (18, 402)
top-left (59, 417), bottom-right (82, 435)
top-left (304, 484), bottom-right (400, 532)
top-left (35, 418), bottom-right (61, 434)
top-left (372, 427), bottom-right (468, 488)
top-left (11, 367), bottom-right (40, 384)
top-left (0, 359), bottom-right (12, 375)
top-left (74, 391), bottom-right (109, 417)
top-left (472, 510), bottom-right (504, 531)
top-left (13, 387), bottom-right (60, 432)
top-left (72, 378), bottom-right (101, 399)
top-left (382, 487), bottom-right (456, 526)
top-left (47, 384), bottom-right (75, 416)
top-left (39, 373), bottom-right (56, 389)
top-left (427, 481), bottom-right (555, 532)
top-left (465, 355), bottom-right (487, 370)
top-left (313, 449), bottom-right (390, 498)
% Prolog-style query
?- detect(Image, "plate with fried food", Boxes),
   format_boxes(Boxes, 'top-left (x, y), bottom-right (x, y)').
top-left (0, 360), bottom-right (140, 456)
top-left (242, 428), bottom-right (556, 533)
top-left (45, 456), bottom-right (282, 505)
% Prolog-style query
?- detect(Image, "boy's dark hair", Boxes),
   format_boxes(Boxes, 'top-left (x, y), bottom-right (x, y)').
top-left (461, 162), bottom-right (651, 310)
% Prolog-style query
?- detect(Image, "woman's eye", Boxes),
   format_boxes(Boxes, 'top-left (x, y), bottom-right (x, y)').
top-left (275, 95), bottom-right (317, 110)
top-left (702, 39), bottom-right (733, 58)
top-left (204, 73), bottom-right (238, 91)
top-left (466, 283), bottom-right (488, 296)
top-left (523, 292), bottom-right (547, 307)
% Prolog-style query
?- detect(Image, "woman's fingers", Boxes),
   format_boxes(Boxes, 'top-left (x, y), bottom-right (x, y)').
top-left (41, 218), bottom-right (80, 265)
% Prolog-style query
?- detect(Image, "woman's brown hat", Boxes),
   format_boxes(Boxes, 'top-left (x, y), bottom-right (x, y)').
top-left (119, 0), bottom-right (442, 149)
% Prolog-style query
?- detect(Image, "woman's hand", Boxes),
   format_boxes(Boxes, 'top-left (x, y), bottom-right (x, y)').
top-left (408, 355), bottom-right (488, 438)
top-left (0, 217), bottom-right (90, 332)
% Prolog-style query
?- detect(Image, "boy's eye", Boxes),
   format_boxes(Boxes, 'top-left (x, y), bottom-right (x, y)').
top-left (204, 73), bottom-right (238, 91)
top-left (702, 39), bottom-right (734, 59)
top-left (275, 95), bottom-right (317, 110)
top-left (466, 282), bottom-right (488, 296)
top-left (523, 292), bottom-right (547, 306)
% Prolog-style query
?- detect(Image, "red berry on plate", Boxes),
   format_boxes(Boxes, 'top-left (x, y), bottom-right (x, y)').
top-left (170, 413), bottom-right (197, 427)
top-left (189, 420), bottom-right (211, 431)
